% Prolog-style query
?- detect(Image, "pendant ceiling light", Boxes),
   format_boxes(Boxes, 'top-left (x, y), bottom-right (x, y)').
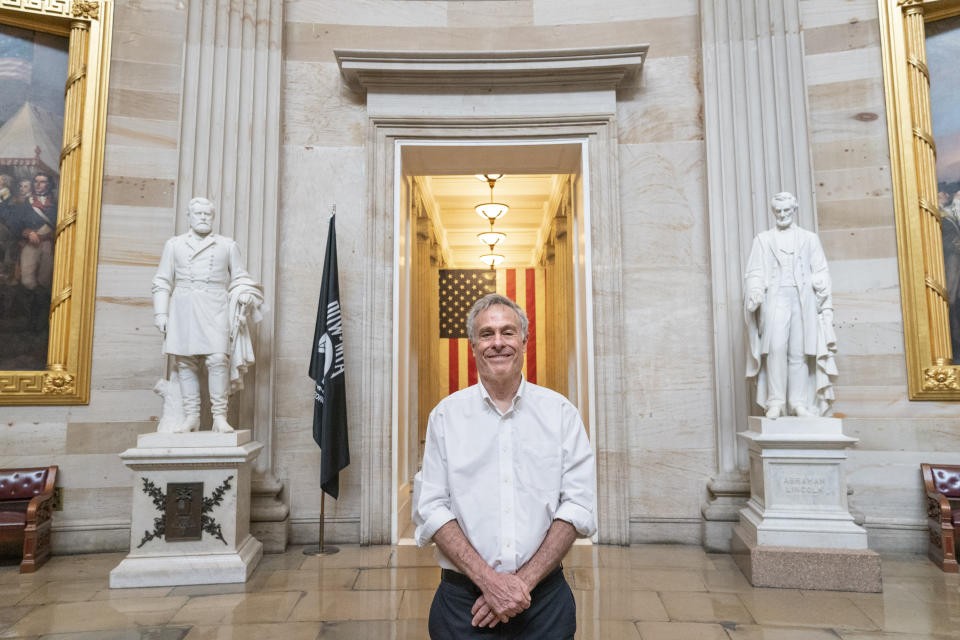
top-left (474, 173), bottom-right (508, 269)
top-left (477, 218), bottom-right (506, 248)
top-left (474, 173), bottom-right (509, 221)
top-left (479, 247), bottom-right (505, 269)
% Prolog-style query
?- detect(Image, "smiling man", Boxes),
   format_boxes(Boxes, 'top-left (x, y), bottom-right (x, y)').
top-left (413, 293), bottom-right (596, 639)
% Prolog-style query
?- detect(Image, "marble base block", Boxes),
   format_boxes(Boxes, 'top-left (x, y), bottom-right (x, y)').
top-left (732, 416), bottom-right (882, 592)
top-left (250, 471), bottom-right (289, 553)
top-left (109, 432), bottom-right (263, 588)
top-left (110, 533), bottom-right (262, 588)
top-left (701, 473), bottom-right (751, 552)
top-left (250, 520), bottom-right (289, 553)
top-left (136, 429), bottom-right (252, 449)
top-left (737, 416), bottom-right (869, 549)
top-left (732, 525), bottom-right (882, 592)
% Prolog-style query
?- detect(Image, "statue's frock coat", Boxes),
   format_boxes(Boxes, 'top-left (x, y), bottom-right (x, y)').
top-left (152, 232), bottom-right (255, 356)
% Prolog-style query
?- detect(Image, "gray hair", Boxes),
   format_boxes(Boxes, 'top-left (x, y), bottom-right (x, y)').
top-left (770, 191), bottom-right (798, 210)
top-left (466, 293), bottom-right (528, 344)
top-left (187, 196), bottom-right (215, 215)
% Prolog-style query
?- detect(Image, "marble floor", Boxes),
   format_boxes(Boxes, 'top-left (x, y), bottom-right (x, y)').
top-left (0, 543), bottom-right (958, 639)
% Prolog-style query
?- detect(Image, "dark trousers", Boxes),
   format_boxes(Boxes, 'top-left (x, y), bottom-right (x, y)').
top-left (428, 567), bottom-right (576, 639)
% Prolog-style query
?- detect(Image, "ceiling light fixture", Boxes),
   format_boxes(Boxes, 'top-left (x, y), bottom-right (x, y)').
top-left (477, 218), bottom-right (506, 248)
top-left (474, 173), bottom-right (509, 221)
top-left (479, 247), bottom-right (505, 269)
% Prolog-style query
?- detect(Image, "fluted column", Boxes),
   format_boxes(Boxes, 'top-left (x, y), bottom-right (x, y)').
top-left (47, 20), bottom-right (90, 372)
top-left (174, 0), bottom-right (286, 550)
top-left (700, 0), bottom-right (816, 550)
top-left (427, 229), bottom-right (444, 428)
top-left (556, 199), bottom-right (574, 403)
top-left (902, 3), bottom-right (951, 364)
top-left (415, 214), bottom-right (436, 452)
top-left (540, 237), bottom-right (558, 394)
top-left (542, 209), bottom-right (573, 401)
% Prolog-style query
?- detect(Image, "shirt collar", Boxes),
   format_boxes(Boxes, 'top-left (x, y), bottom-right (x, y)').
top-left (477, 374), bottom-right (526, 412)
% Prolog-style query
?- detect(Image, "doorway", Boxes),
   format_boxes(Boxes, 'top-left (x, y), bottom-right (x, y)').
top-left (392, 140), bottom-right (596, 542)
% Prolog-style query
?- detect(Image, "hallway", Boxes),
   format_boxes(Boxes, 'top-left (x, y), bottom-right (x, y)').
top-left (1, 543), bottom-right (957, 638)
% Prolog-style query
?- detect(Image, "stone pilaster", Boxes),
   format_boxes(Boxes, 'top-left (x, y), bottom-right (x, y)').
top-left (415, 212), bottom-right (441, 455)
top-left (556, 200), bottom-right (574, 402)
top-left (174, 0), bottom-right (287, 550)
top-left (700, 0), bottom-right (816, 550)
top-left (538, 190), bottom-right (574, 402)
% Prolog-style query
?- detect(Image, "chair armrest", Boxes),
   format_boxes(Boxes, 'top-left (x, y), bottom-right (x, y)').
top-left (927, 491), bottom-right (953, 524)
top-left (25, 493), bottom-right (54, 526)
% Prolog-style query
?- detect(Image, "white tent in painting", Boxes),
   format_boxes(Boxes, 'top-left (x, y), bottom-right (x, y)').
top-left (0, 101), bottom-right (61, 177)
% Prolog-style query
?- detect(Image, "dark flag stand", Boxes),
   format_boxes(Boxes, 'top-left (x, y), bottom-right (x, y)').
top-left (304, 207), bottom-right (349, 557)
top-left (304, 492), bottom-right (337, 556)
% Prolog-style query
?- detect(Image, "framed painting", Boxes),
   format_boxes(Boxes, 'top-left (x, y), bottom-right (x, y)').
top-left (0, 0), bottom-right (112, 405)
top-left (928, 9), bottom-right (960, 367)
top-left (880, 0), bottom-right (960, 398)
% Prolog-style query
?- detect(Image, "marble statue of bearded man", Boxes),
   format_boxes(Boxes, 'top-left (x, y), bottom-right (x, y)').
top-left (744, 192), bottom-right (838, 419)
top-left (152, 197), bottom-right (263, 433)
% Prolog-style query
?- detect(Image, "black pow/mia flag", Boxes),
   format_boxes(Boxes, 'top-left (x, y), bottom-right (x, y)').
top-left (309, 215), bottom-right (349, 499)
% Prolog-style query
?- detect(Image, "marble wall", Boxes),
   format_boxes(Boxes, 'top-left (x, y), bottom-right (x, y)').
top-left (275, 0), bottom-right (713, 545)
top-left (607, 2), bottom-right (714, 544)
top-left (0, 0), bottom-right (187, 552)
top-left (2, 0), bottom-right (953, 553)
top-left (800, 0), bottom-right (960, 551)
top-left (274, 0), bottom-right (960, 549)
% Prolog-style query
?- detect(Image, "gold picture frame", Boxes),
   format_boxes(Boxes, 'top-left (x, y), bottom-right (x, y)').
top-left (880, 0), bottom-right (960, 398)
top-left (0, 0), bottom-right (111, 404)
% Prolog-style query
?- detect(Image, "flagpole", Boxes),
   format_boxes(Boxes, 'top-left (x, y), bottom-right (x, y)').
top-left (304, 491), bottom-right (339, 556)
top-left (305, 204), bottom-right (344, 557)
top-left (319, 491), bottom-right (325, 550)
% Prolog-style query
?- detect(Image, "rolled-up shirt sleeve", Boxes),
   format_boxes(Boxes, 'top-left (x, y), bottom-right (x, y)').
top-left (553, 402), bottom-right (597, 537)
top-left (412, 408), bottom-right (456, 546)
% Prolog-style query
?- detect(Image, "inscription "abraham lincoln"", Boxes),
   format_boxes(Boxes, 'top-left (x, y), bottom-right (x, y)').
top-left (783, 476), bottom-right (826, 496)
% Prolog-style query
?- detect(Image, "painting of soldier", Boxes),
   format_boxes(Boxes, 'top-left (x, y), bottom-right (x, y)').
top-left (0, 22), bottom-right (68, 370)
top-left (939, 186), bottom-right (960, 363)
top-left (927, 15), bottom-right (960, 363)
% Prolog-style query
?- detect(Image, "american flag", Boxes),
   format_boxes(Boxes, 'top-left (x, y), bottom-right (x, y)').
top-left (439, 267), bottom-right (546, 395)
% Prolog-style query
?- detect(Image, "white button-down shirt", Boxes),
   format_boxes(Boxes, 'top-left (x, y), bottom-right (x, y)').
top-left (413, 378), bottom-right (596, 573)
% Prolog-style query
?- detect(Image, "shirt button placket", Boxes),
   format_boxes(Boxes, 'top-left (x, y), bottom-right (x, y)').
top-left (499, 413), bottom-right (516, 572)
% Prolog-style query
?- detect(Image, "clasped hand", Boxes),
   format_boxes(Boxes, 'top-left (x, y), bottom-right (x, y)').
top-left (472, 573), bottom-right (530, 628)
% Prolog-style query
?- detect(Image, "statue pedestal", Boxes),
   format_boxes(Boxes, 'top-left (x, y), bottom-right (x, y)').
top-left (731, 417), bottom-right (882, 592)
top-left (109, 430), bottom-right (263, 588)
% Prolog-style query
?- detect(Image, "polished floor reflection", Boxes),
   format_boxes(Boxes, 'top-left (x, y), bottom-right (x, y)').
top-left (1, 543), bottom-right (958, 639)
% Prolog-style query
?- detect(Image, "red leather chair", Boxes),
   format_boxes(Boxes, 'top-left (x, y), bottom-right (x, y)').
top-left (921, 463), bottom-right (960, 572)
top-left (0, 466), bottom-right (57, 573)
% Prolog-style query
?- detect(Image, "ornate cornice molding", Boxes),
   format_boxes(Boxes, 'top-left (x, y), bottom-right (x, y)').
top-left (335, 45), bottom-right (648, 93)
